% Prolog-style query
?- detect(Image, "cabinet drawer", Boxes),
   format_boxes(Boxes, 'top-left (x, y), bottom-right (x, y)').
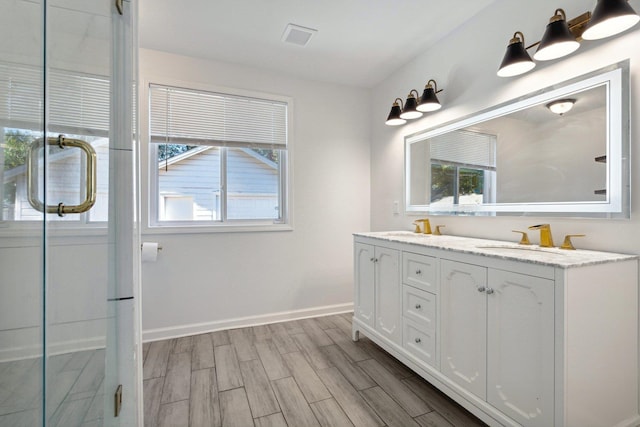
top-left (403, 252), bottom-right (437, 293)
top-left (403, 318), bottom-right (437, 368)
top-left (403, 285), bottom-right (436, 331)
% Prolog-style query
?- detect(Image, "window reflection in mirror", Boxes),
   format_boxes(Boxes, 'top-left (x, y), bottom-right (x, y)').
top-left (412, 129), bottom-right (497, 206)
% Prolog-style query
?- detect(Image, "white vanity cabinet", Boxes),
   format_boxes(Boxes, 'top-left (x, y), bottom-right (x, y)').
top-left (440, 260), bottom-right (489, 400)
top-left (353, 242), bottom-right (402, 345)
top-left (486, 269), bottom-right (554, 427)
top-left (353, 232), bottom-right (640, 427)
top-left (354, 242), bottom-right (375, 328)
top-left (440, 259), bottom-right (554, 427)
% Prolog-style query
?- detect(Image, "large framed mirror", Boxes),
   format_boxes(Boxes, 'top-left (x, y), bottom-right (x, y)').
top-left (405, 61), bottom-right (629, 218)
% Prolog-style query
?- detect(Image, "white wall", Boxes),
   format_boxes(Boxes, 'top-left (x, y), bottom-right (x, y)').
top-left (371, 0), bottom-right (640, 255)
top-left (492, 109), bottom-right (605, 203)
top-left (140, 49), bottom-right (371, 340)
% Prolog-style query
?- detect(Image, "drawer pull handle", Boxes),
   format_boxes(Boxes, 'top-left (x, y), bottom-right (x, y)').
top-left (415, 338), bottom-right (421, 344)
top-left (477, 286), bottom-right (486, 293)
top-left (415, 269), bottom-right (422, 275)
top-left (415, 304), bottom-right (421, 309)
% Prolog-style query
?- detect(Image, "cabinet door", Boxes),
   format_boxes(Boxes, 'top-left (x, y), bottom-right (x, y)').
top-left (375, 247), bottom-right (402, 344)
top-left (486, 269), bottom-right (554, 427)
top-left (440, 259), bottom-right (488, 399)
top-left (354, 243), bottom-right (375, 328)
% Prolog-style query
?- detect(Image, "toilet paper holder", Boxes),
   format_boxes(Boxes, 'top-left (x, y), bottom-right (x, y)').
top-left (140, 244), bottom-right (163, 250)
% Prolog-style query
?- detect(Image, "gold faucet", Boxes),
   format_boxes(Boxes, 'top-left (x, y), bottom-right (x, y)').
top-left (416, 218), bottom-right (432, 234)
top-left (560, 234), bottom-right (585, 250)
top-left (528, 224), bottom-right (554, 248)
top-left (512, 230), bottom-right (531, 245)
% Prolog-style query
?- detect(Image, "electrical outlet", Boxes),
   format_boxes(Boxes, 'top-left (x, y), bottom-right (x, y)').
top-left (393, 201), bottom-right (400, 215)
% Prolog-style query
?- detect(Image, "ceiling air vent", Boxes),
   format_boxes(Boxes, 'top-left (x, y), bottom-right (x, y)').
top-left (281, 23), bottom-right (317, 47)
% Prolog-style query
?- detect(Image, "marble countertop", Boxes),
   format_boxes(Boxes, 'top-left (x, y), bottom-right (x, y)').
top-left (354, 231), bottom-right (638, 268)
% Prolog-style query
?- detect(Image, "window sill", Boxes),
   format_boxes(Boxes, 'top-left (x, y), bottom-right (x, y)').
top-left (144, 222), bottom-right (293, 235)
top-left (0, 222), bottom-right (109, 247)
top-left (0, 222), bottom-right (108, 237)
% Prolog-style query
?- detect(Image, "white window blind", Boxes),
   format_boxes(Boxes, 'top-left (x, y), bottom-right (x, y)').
top-left (149, 84), bottom-right (288, 149)
top-left (430, 130), bottom-right (496, 168)
top-left (0, 62), bottom-right (110, 135)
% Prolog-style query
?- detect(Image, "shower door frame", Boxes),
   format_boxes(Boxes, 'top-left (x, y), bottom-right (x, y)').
top-left (41, 0), bottom-right (141, 425)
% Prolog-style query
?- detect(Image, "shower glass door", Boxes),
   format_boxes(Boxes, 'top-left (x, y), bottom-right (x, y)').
top-left (0, 1), bottom-right (139, 426)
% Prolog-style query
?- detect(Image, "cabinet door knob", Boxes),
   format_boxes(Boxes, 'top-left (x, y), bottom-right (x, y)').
top-left (486, 288), bottom-right (495, 295)
top-left (477, 286), bottom-right (486, 293)
top-left (415, 337), bottom-right (421, 344)
top-left (416, 269), bottom-right (422, 275)
top-left (370, 257), bottom-right (375, 262)
top-left (415, 304), bottom-right (421, 309)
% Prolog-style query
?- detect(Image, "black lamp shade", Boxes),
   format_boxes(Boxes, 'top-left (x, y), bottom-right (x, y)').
top-left (497, 39), bottom-right (535, 77)
top-left (417, 87), bottom-right (441, 112)
top-left (400, 94), bottom-right (423, 120)
top-left (583, 0), bottom-right (640, 40)
top-left (385, 102), bottom-right (406, 126)
top-left (534, 13), bottom-right (579, 61)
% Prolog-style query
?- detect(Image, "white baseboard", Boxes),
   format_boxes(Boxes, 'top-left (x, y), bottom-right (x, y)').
top-left (142, 302), bottom-right (354, 343)
top-left (615, 415), bottom-right (640, 427)
top-left (1, 303), bottom-right (355, 361)
top-left (0, 336), bottom-right (106, 363)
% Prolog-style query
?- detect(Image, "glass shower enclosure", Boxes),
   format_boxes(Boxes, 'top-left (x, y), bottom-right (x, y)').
top-left (0, 0), bottom-right (139, 426)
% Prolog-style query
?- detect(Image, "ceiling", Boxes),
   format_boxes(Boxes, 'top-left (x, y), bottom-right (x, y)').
top-left (139, 0), bottom-right (497, 88)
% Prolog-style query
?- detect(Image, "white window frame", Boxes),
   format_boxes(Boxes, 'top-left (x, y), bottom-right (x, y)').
top-left (146, 81), bottom-right (293, 233)
top-left (428, 130), bottom-right (497, 205)
top-left (429, 161), bottom-right (496, 205)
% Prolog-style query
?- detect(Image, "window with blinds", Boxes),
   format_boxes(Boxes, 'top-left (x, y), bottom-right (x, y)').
top-left (428, 130), bottom-right (496, 206)
top-left (429, 130), bottom-right (496, 169)
top-left (0, 62), bottom-right (111, 223)
top-left (0, 62), bottom-right (111, 136)
top-left (148, 84), bottom-right (290, 228)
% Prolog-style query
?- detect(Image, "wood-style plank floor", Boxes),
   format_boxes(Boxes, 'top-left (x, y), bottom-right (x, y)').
top-left (143, 313), bottom-right (487, 427)
top-left (0, 349), bottom-right (105, 427)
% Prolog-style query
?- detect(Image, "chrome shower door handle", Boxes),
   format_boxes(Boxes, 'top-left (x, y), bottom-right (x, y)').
top-left (27, 135), bottom-right (97, 216)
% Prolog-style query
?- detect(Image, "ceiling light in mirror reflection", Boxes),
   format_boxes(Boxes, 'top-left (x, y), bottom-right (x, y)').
top-left (546, 98), bottom-right (576, 115)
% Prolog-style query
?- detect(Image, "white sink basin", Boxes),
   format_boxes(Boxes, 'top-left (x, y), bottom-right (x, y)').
top-left (379, 231), bottom-right (430, 237)
top-left (475, 244), bottom-right (567, 255)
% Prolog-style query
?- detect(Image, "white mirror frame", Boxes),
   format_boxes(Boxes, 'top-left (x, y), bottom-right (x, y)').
top-left (405, 61), bottom-right (630, 218)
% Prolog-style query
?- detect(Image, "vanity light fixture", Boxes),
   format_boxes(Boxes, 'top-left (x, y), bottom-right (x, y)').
top-left (546, 98), bottom-right (576, 115)
top-left (385, 98), bottom-right (407, 126)
top-left (416, 80), bottom-right (443, 112)
top-left (582, 0), bottom-right (640, 40)
top-left (399, 90), bottom-right (423, 120)
top-left (534, 9), bottom-right (580, 61)
top-left (498, 10), bottom-right (593, 77)
top-left (497, 32), bottom-right (536, 77)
